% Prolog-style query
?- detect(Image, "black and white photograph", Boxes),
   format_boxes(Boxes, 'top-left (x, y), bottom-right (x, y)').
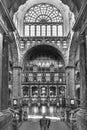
top-left (0, 0), bottom-right (86, 130)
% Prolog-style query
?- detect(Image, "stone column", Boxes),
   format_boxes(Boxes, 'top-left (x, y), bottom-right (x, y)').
top-left (80, 36), bottom-right (87, 109)
top-left (0, 33), bottom-right (3, 111)
top-left (76, 34), bottom-right (87, 130)
top-left (0, 32), bottom-right (13, 130)
top-left (1, 34), bottom-right (9, 110)
top-left (65, 66), bottom-right (75, 104)
top-left (13, 66), bottom-right (22, 98)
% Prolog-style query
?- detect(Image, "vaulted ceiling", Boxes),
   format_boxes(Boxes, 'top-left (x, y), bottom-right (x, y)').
top-left (4, 0), bottom-right (83, 18)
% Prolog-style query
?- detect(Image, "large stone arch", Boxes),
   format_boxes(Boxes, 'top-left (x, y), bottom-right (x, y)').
top-left (22, 44), bottom-right (66, 66)
top-left (14, 0), bottom-right (71, 36)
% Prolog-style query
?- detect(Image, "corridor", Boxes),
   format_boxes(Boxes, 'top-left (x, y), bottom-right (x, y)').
top-left (18, 121), bottom-right (70, 130)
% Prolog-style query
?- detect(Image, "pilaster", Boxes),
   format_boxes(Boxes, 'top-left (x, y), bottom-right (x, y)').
top-left (1, 34), bottom-right (9, 110)
top-left (65, 66), bottom-right (75, 100)
top-left (0, 33), bottom-right (3, 111)
top-left (13, 65), bottom-right (22, 98)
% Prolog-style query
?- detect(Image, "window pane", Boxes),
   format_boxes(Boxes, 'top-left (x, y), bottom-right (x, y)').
top-left (28, 73), bottom-right (33, 82)
top-left (42, 25), bottom-right (46, 36)
top-left (37, 73), bottom-right (42, 82)
top-left (54, 73), bottom-right (59, 82)
top-left (36, 25), bottom-right (40, 36)
top-left (20, 41), bottom-right (25, 49)
top-left (30, 25), bottom-right (35, 36)
top-left (24, 25), bottom-right (29, 36)
top-left (57, 41), bottom-right (61, 48)
top-left (52, 25), bottom-right (57, 36)
top-left (47, 25), bottom-right (51, 36)
top-left (46, 73), bottom-right (50, 82)
top-left (58, 25), bottom-right (63, 36)
top-left (63, 41), bottom-right (67, 49)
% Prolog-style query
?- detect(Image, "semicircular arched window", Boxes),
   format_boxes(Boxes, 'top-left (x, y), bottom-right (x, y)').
top-left (24, 3), bottom-right (63, 37)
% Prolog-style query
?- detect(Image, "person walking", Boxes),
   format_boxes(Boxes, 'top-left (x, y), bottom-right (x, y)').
top-left (19, 106), bottom-right (23, 122)
top-left (39, 116), bottom-right (51, 130)
top-left (40, 116), bottom-right (47, 130)
top-left (46, 118), bottom-right (51, 130)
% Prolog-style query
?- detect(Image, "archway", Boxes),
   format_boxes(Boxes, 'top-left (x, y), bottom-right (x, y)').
top-left (21, 44), bottom-right (66, 117)
top-left (23, 44), bottom-right (65, 65)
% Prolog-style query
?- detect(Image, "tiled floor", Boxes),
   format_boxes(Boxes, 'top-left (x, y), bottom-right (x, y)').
top-left (18, 120), bottom-right (70, 130)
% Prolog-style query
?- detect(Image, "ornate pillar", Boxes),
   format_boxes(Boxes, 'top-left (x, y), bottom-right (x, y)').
top-left (65, 66), bottom-right (75, 104)
top-left (13, 66), bottom-right (22, 98)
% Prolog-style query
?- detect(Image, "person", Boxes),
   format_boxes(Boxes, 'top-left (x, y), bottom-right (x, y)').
top-left (39, 116), bottom-right (51, 130)
top-left (19, 106), bottom-right (22, 122)
top-left (40, 116), bottom-right (47, 130)
top-left (23, 111), bottom-right (27, 121)
top-left (12, 114), bottom-right (17, 130)
top-left (46, 118), bottom-right (51, 130)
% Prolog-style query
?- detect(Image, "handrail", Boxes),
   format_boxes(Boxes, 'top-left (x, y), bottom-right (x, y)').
top-left (8, 107), bottom-right (19, 113)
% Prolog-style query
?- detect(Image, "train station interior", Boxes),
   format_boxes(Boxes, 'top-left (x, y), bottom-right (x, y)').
top-left (0, 0), bottom-right (87, 130)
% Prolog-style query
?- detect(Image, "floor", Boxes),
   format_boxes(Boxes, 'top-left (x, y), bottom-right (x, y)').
top-left (18, 120), bottom-right (70, 130)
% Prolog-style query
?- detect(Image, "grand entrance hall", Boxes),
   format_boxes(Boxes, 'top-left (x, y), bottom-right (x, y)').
top-left (0, 0), bottom-right (87, 130)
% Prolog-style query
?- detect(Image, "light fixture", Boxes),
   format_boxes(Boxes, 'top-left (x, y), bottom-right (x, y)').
top-left (28, 115), bottom-right (43, 119)
top-left (40, 105), bottom-right (47, 114)
top-left (58, 62), bottom-right (63, 68)
top-left (46, 116), bottom-right (61, 121)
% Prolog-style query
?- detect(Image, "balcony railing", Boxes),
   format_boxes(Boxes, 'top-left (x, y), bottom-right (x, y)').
top-left (21, 72), bottom-right (66, 85)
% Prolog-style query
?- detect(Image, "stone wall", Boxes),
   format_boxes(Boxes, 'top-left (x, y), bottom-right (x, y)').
top-left (0, 110), bottom-right (13, 130)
